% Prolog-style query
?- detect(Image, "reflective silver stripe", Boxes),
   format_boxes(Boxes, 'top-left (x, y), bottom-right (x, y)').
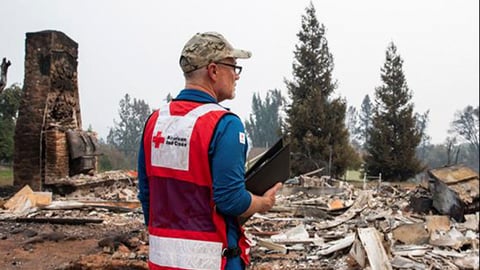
top-left (149, 235), bottom-right (222, 270)
top-left (159, 103), bottom-right (225, 117)
top-left (185, 103), bottom-right (226, 118)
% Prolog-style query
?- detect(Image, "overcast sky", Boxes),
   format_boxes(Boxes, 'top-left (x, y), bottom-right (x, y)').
top-left (2, 0), bottom-right (478, 144)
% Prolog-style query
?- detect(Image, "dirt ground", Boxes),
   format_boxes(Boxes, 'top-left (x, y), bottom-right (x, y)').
top-left (0, 178), bottom-right (150, 270)
top-left (0, 211), bottom-right (148, 270)
top-left (0, 222), bottom-right (105, 269)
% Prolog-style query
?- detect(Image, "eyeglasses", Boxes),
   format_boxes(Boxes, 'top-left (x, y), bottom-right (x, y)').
top-left (215, 62), bottom-right (242, 75)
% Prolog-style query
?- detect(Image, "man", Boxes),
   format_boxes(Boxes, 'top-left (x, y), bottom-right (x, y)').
top-left (138, 32), bottom-right (282, 270)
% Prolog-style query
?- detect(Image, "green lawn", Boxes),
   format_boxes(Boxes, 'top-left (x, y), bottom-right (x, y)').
top-left (0, 166), bottom-right (13, 186)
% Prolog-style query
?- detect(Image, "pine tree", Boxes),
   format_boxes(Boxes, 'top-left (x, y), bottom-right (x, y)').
top-left (358, 94), bottom-right (372, 149)
top-left (245, 89), bottom-right (284, 148)
top-left (285, 3), bottom-right (357, 176)
top-left (365, 42), bottom-right (422, 181)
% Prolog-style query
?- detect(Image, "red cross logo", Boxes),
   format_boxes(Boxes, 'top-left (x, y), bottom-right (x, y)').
top-left (152, 131), bottom-right (165, 148)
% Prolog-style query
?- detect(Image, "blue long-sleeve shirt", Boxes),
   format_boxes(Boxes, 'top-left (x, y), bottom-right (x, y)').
top-left (138, 89), bottom-right (251, 270)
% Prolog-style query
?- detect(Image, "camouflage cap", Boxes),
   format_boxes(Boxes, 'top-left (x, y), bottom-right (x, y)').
top-left (179, 32), bottom-right (252, 73)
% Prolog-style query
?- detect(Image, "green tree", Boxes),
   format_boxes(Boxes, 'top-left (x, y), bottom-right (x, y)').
top-left (358, 94), bottom-right (372, 149)
top-left (365, 42), bottom-right (423, 181)
top-left (285, 3), bottom-right (358, 176)
top-left (0, 83), bottom-right (22, 163)
top-left (107, 93), bottom-right (151, 168)
top-left (245, 89), bottom-right (284, 148)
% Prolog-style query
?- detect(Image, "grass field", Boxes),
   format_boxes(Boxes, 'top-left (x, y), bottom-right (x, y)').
top-left (0, 166), bottom-right (13, 186)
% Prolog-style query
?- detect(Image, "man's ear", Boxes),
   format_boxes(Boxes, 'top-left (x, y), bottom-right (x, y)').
top-left (207, 63), bottom-right (218, 81)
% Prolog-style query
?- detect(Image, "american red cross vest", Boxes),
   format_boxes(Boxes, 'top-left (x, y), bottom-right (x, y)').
top-left (143, 100), bottom-right (250, 270)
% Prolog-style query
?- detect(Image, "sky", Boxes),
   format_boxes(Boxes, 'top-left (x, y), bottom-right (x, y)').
top-left (1, 0), bottom-right (478, 144)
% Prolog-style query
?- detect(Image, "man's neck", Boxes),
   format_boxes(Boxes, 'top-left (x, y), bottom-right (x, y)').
top-left (184, 82), bottom-right (217, 101)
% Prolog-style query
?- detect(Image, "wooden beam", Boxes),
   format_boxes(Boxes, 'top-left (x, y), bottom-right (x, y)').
top-left (13, 217), bottom-right (103, 225)
top-left (358, 227), bottom-right (392, 270)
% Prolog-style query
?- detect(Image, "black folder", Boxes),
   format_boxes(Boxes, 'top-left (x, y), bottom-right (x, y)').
top-left (239, 137), bottom-right (290, 225)
top-left (245, 137), bottom-right (291, 195)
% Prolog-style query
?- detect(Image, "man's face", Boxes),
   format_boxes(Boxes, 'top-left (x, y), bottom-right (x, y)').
top-left (214, 58), bottom-right (241, 102)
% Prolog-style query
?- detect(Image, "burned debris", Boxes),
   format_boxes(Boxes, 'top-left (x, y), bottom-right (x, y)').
top-left (246, 168), bottom-right (479, 269)
top-left (1, 165), bottom-right (479, 269)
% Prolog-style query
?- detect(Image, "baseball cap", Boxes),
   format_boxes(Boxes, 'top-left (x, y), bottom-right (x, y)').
top-left (179, 32), bottom-right (252, 73)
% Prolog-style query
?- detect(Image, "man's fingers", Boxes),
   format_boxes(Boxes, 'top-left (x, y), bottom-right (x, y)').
top-left (272, 182), bottom-right (283, 193)
top-left (265, 182), bottom-right (283, 196)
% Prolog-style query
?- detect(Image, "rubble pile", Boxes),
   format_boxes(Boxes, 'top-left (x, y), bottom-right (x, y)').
top-left (246, 171), bottom-right (479, 270)
top-left (0, 166), bottom-right (478, 269)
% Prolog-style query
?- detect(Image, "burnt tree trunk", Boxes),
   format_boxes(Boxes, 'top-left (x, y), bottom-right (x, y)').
top-left (0, 57), bottom-right (11, 94)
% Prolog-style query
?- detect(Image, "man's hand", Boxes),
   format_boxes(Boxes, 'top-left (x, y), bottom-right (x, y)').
top-left (240, 182), bottom-right (283, 217)
top-left (258, 182), bottom-right (283, 213)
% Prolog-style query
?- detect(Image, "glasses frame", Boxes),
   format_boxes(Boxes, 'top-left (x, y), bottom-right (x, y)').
top-left (215, 62), bottom-right (242, 75)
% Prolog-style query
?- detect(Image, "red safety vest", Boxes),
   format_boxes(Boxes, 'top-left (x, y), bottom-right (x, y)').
top-left (143, 100), bottom-right (250, 269)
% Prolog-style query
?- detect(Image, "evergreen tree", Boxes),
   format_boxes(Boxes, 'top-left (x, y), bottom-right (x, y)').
top-left (0, 83), bottom-right (22, 163)
top-left (245, 89), bottom-right (284, 148)
top-left (365, 42), bottom-right (422, 181)
top-left (285, 3), bottom-right (358, 176)
top-left (358, 94), bottom-right (372, 149)
top-left (107, 93), bottom-right (151, 168)
top-left (346, 105), bottom-right (360, 147)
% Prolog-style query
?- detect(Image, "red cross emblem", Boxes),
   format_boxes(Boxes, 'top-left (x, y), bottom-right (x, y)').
top-left (152, 131), bottom-right (165, 148)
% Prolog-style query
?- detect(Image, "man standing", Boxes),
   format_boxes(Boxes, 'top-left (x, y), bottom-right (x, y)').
top-left (138, 32), bottom-right (282, 270)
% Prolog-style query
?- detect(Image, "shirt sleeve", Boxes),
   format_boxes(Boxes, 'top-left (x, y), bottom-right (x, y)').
top-left (210, 114), bottom-right (251, 216)
top-left (137, 139), bottom-right (150, 225)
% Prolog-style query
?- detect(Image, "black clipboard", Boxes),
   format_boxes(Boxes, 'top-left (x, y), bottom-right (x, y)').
top-left (245, 137), bottom-right (290, 195)
top-left (239, 137), bottom-right (290, 225)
